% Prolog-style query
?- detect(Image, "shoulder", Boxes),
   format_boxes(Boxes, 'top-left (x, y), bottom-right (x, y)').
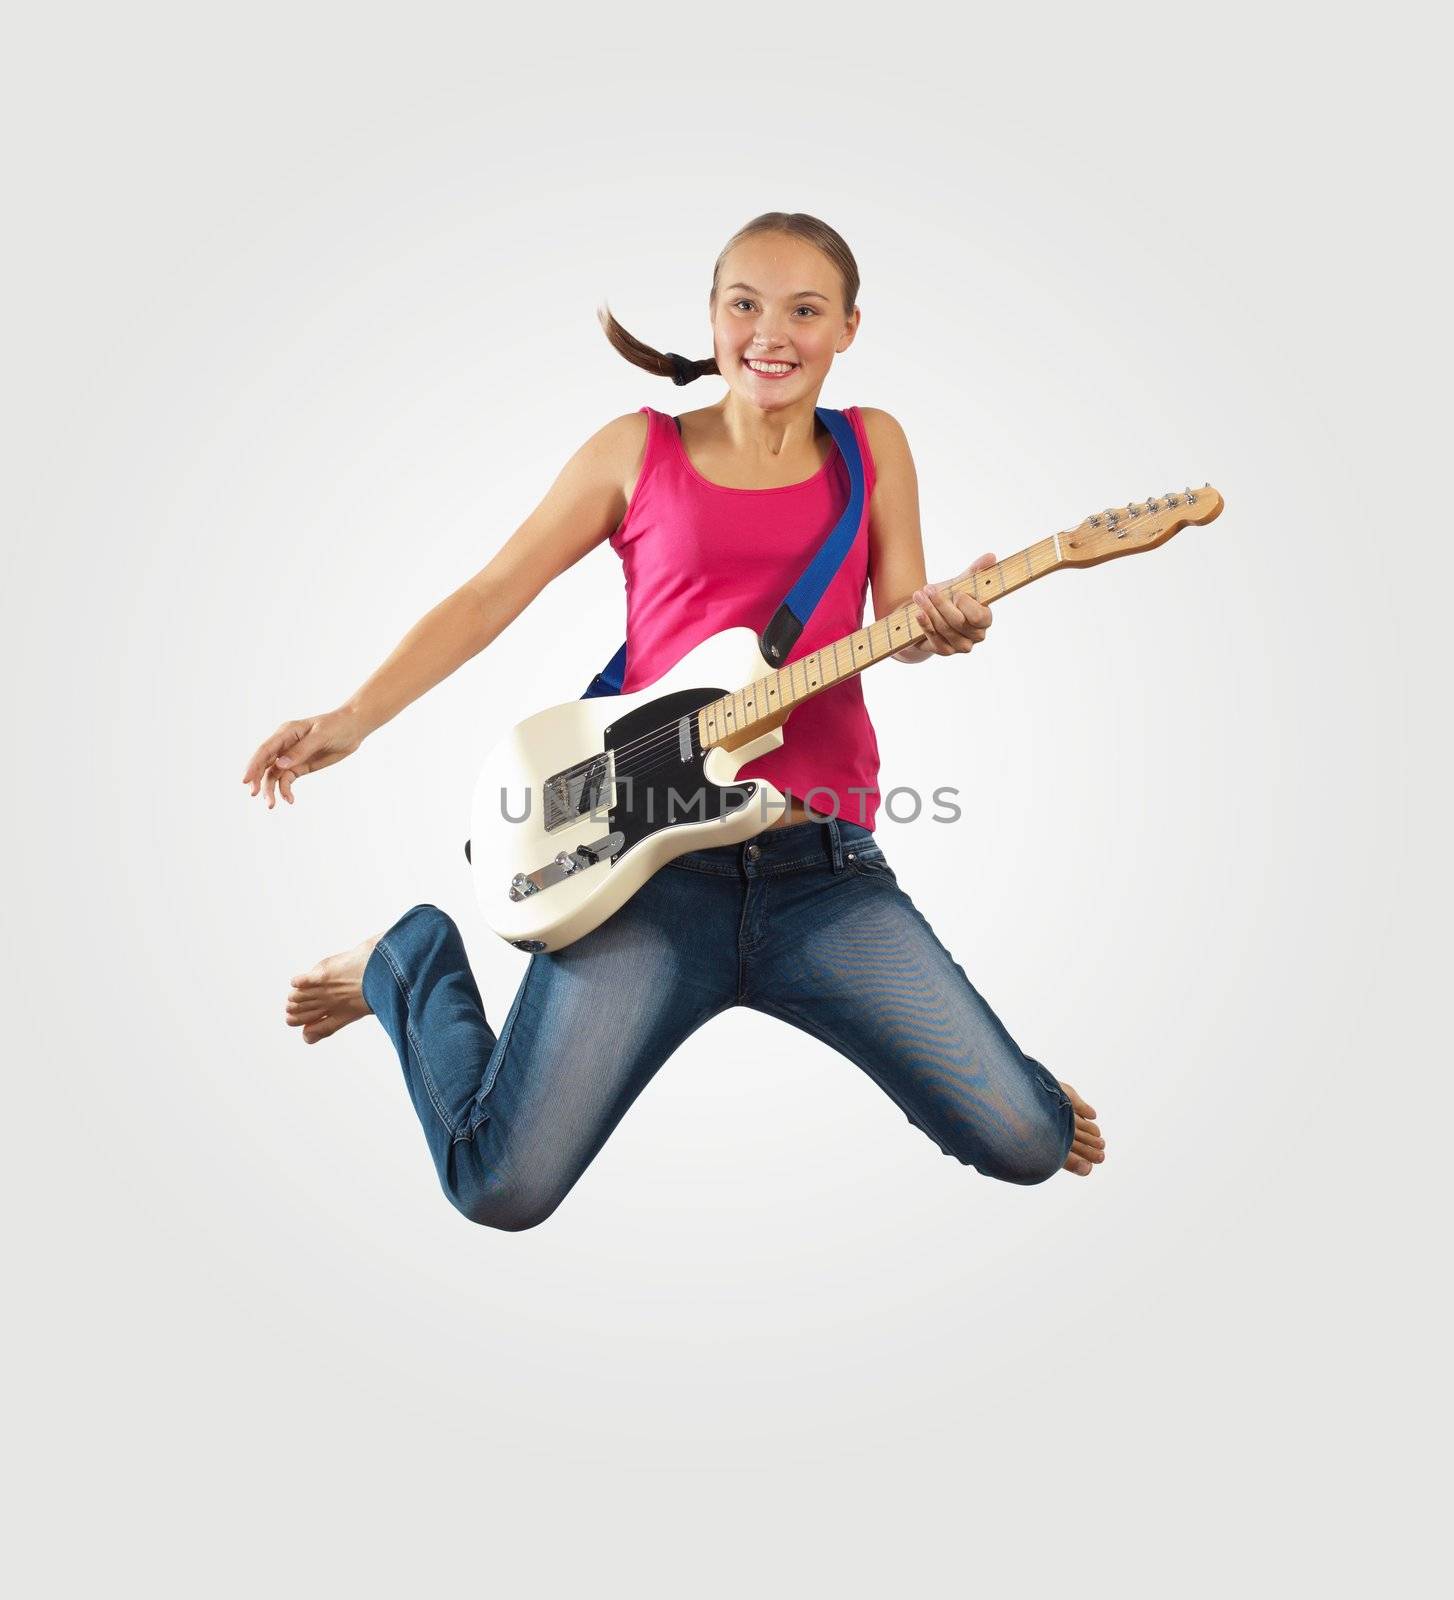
top-left (574, 410), bottom-right (654, 500)
top-left (594, 408), bottom-right (653, 457)
top-left (854, 407), bottom-right (911, 459)
top-left (853, 409), bottom-right (915, 491)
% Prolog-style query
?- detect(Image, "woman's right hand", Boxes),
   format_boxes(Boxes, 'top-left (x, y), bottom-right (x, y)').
top-left (242, 708), bottom-right (365, 808)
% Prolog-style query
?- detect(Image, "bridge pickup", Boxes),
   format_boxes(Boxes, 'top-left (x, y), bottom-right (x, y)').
top-left (544, 754), bottom-right (611, 832)
top-left (508, 831), bottom-right (624, 901)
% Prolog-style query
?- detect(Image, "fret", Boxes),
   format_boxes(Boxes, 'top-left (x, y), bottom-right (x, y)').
top-left (694, 528), bottom-right (1078, 752)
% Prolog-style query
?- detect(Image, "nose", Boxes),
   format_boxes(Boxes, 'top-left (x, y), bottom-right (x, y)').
top-left (750, 313), bottom-right (791, 348)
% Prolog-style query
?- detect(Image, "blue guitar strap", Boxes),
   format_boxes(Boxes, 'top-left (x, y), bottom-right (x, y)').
top-left (580, 406), bottom-right (867, 699)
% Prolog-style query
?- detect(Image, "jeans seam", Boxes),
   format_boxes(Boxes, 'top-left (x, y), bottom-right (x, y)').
top-left (462, 956), bottom-right (536, 1140)
top-left (375, 934), bottom-right (459, 1141)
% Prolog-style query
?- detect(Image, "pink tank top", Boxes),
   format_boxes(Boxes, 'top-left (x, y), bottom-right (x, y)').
top-left (609, 405), bottom-right (882, 830)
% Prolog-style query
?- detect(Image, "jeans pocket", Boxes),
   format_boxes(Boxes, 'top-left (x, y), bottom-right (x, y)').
top-left (845, 843), bottom-right (896, 881)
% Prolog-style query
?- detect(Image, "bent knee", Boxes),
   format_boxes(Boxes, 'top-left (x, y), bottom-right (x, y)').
top-left (975, 1139), bottom-right (1065, 1186)
top-left (449, 1173), bottom-right (563, 1232)
top-left (958, 1099), bottom-right (1072, 1187)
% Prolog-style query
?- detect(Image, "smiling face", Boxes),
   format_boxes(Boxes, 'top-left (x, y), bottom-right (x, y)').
top-left (710, 232), bottom-right (860, 410)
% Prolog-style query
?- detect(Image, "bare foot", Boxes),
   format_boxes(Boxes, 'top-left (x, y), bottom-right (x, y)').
top-left (285, 935), bottom-right (379, 1044)
top-left (1059, 1081), bottom-right (1106, 1176)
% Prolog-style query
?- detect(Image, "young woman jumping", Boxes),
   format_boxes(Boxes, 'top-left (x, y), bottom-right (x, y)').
top-left (242, 211), bottom-right (1106, 1231)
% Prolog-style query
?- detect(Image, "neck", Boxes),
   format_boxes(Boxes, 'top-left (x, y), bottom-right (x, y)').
top-left (697, 533), bottom-right (1066, 751)
top-left (717, 391), bottom-right (825, 456)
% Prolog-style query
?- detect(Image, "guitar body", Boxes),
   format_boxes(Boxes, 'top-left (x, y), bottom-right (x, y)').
top-left (468, 482), bottom-right (1223, 953)
top-left (470, 626), bottom-right (787, 952)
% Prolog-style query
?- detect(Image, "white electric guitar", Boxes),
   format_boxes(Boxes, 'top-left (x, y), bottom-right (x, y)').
top-left (468, 487), bottom-right (1224, 951)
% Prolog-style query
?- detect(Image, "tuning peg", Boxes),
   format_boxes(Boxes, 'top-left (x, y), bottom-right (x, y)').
top-left (1089, 514), bottom-right (1103, 527)
top-left (1147, 496), bottom-right (1161, 512)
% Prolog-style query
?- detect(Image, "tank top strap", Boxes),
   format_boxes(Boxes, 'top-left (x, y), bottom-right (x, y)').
top-left (639, 404), bottom-right (679, 470)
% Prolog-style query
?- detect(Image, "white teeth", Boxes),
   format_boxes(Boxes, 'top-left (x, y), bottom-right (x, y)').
top-left (745, 359), bottom-right (795, 374)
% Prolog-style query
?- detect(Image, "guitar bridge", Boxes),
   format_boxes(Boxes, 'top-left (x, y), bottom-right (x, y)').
top-left (544, 753), bottom-right (612, 832)
top-left (508, 831), bottom-right (624, 900)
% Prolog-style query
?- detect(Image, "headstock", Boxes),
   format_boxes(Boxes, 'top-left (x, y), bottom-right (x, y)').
top-left (1059, 485), bottom-right (1224, 568)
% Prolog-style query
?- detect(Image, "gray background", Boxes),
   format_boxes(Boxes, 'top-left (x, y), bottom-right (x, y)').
top-left (6, 2), bottom-right (1444, 1594)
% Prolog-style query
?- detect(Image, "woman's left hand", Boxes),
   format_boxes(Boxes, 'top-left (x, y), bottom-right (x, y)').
top-left (909, 552), bottom-right (997, 657)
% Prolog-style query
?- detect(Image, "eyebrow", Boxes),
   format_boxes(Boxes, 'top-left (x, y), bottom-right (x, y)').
top-left (725, 282), bottom-right (830, 301)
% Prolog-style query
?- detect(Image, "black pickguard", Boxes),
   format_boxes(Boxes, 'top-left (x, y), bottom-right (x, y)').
top-left (602, 686), bottom-right (756, 855)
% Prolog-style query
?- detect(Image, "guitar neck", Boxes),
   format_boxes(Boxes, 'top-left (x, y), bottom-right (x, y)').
top-left (697, 535), bottom-right (1064, 750)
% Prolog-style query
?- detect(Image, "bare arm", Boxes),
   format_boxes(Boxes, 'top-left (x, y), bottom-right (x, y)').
top-left (862, 408), bottom-right (930, 660)
top-left (345, 413), bottom-right (643, 734)
top-left (242, 413), bottom-right (646, 806)
top-left (861, 408), bottom-right (993, 663)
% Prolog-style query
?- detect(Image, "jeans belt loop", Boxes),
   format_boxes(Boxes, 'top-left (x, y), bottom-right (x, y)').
top-left (827, 816), bottom-right (844, 872)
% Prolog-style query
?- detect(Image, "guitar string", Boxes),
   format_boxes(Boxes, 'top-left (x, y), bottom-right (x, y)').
top-left (573, 587), bottom-right (979, 780)
top-left (576, 572), bottom-right (1013, 784)
top-left (593, 541), bottom-right (1077, 776)
top-left (577, 503), bottom-right (1199, 781)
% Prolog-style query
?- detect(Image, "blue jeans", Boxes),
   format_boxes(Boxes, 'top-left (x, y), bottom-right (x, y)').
top-left (361, 817), bottom-right (1075, 1230)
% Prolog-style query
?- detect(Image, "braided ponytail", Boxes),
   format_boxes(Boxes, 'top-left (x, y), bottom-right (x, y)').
top-left (596, 305), bottom-right (718, 385)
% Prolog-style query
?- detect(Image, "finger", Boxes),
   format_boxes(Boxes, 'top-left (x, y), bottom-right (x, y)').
top-left (1063, 1154), bottom-right (1093, 1176)
top-left (243, 724), bottom-right (301, 786)
top-left (955, 584), bottom-right (993, 631)
top-left (941, 578), bottom-right (992, 632)
top-left (274, 731), bottom-right (317, 772)
top-left (925, 586), bottom-right (984, 652)
top-left (915, 586), bottom-right (947, 634)
top-left (957, 559), bottom-right (997, 624)
top-left (280, 768), bottom-right (295, 804)
top-left (916, 589), bottom-right (960, 654)
top-left (1072, 1139), bottom-right (1105, 1163)
top-left (916, 614), bottom-right (952, 655)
